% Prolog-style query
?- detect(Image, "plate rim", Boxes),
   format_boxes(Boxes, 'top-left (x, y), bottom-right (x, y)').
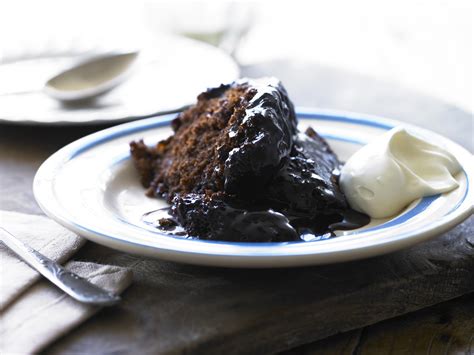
top-left (33, 108), bottom-right (474, 267)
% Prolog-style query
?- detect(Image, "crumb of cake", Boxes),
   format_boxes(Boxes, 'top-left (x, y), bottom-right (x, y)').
top-left (158, 218), bottom-right (177, 230)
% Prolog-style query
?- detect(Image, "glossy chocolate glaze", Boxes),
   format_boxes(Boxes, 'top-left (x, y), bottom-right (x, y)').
top-left (170, 194), bottom-right (300, 242)
top-left (222, 78), bottom-right (297, 194)
top-left (134, 78), bottom-right (369, 242)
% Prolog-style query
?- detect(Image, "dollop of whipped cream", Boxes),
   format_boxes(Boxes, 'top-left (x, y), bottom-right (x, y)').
top-left (340, 127), bottom-right (461, 218)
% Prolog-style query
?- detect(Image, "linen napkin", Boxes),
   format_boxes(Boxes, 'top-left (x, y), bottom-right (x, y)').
top-left (0, 210), bottom-right (85, 310)
top-left (0, 210), bottom-right (133, 354)
top-left (1, 261), bottom-right (133, 354)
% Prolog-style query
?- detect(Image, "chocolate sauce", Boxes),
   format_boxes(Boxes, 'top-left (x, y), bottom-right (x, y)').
top-left (223, 78), bottom-right (297, 194)
top-left (328, 210), bottom-right (371, 232)
top-left (133, 78), bottom-right (370, 242)
top-left (168, 194), bottom-right (299, 242)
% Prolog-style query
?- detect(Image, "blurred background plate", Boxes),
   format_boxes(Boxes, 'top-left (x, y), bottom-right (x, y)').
top-left (0, 35), bottom-right (239, 125)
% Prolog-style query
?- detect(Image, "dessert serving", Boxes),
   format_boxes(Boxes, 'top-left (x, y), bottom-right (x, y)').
top-left (130, 78), bottom-right (370, 242)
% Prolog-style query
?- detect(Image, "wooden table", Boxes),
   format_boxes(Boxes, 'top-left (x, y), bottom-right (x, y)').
top-left (1, 61), bottom-right (472, 354)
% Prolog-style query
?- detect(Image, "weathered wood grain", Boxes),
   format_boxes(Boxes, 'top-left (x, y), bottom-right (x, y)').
top-left (284, 293), bottom-right (474, 355)
top-left (1, 61), bottom-right (472, 354)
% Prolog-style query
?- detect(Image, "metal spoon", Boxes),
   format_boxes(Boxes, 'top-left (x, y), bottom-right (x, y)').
top-left (44, 51), bottom-right (139, 102)
top-left (0, 227), bottom-right (120, 306)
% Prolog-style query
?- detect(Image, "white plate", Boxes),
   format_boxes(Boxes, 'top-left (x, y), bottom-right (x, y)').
top-left (33, 109), bottom-right (474, 267)
top-left (0, 36), bottom-right (239, 125)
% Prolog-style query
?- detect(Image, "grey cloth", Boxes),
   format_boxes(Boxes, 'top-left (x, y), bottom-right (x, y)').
top-left (0, 210), bottom-right (85, 309)
top-left (0, 210), bottom-right (133, 354)
top-left (1, 261), bottom-right (133, 354)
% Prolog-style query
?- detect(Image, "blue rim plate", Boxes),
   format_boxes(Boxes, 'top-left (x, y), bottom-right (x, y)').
top-left (33, 109), bottom-right (474, 267)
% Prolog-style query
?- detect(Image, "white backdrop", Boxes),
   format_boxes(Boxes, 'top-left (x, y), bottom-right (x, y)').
top-left (1, 0), bottom-right (472, 112)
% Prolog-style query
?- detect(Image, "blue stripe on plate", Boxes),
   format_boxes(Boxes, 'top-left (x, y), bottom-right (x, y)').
top-left (354, 194), bottom-right (440, 234)
top-left (296, 110), bottom-right (395, 130)
top-left (446, 169), bottom-right (469, 215)
top-left (70, 117), bottom-right (173, 159)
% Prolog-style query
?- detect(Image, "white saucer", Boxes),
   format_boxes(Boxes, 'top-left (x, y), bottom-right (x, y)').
top-left (33, 109), bottom-right (474, 267)
top-left (0, 36), bottom-right (239, 125)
